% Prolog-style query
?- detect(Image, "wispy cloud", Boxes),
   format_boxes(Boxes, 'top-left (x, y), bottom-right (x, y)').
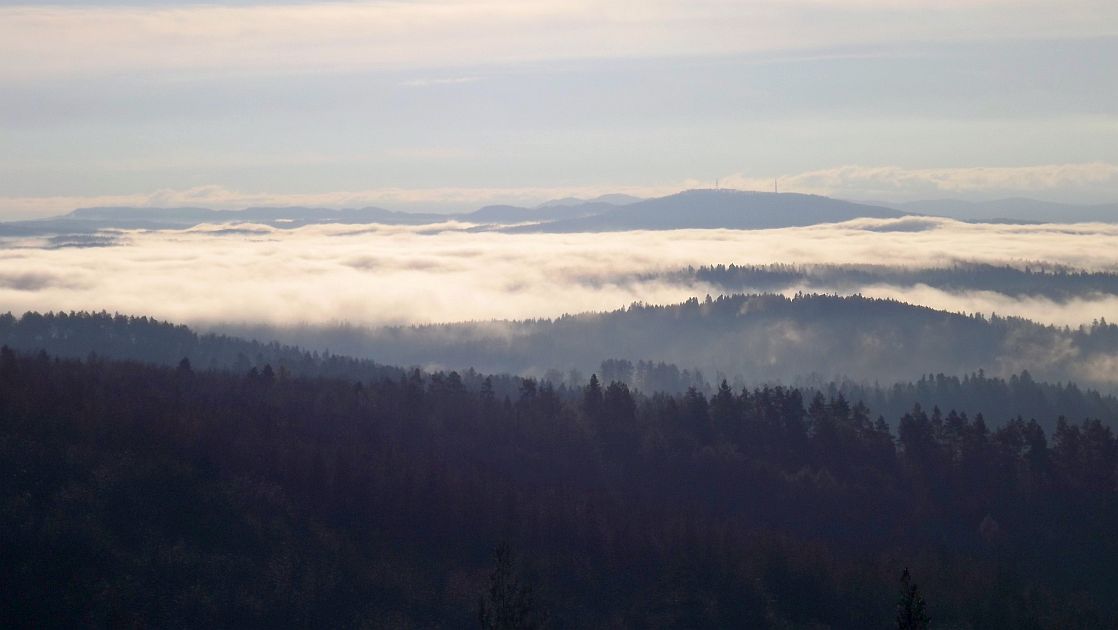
top-left (2, 1), bottom-right (1113, 80)
top-left (717, 163), bottom-right (1118, 201)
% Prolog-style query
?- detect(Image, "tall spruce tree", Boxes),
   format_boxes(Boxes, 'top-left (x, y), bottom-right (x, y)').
top-left (897, 568), bottom-right (930, 630)
top-left (479, 544), bottom-right (538, 630)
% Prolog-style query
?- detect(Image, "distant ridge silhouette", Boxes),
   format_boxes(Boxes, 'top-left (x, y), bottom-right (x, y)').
top-left (6, 189), bottom-right (1117, 236)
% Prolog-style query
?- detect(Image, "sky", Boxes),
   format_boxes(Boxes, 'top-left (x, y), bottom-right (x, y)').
top-left (2, 0), bottom-right (1118, 218)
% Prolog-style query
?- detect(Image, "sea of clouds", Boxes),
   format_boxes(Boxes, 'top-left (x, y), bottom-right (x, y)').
top-left (3, 216), bottom-right (1118, 329)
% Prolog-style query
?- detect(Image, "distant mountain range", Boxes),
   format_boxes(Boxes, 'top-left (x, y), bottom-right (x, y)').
top-left (2, 189), bottom-right (1116, 237)
top-left (0, 189), bottom-right (904, 236)
top-left (536, 193), bottom-right (643, 208)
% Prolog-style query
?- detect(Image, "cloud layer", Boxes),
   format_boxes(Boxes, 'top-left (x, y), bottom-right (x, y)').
top-left (719, 163), bottom-right (1118, 202)
top-left (2, 217), bottom-right (1118, 329)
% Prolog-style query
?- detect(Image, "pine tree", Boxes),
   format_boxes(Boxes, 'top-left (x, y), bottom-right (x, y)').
top-left (896, 568), bottom-right (930, 630)
top-left (479, 544), bottom-right (538, 630)
top-left (583, 374), bottom-right (603, 420)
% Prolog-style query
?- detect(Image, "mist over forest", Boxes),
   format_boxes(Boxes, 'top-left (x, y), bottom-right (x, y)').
top-left (205, 257), bottom-right (1118, 389)
top-left (4, 209), bottom-right (1118, 329)
top-left (7, 183), bottom-right (1118, 629)
top-left (5, 0), bottom-right (1118, 624)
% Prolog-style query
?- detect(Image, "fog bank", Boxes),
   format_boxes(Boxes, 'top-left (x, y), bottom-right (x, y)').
top-left (2, 217), bottom-right (1118, 328)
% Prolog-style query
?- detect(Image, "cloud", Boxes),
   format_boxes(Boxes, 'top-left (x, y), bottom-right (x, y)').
top-left (1, 1), bottom-right (1114, 80)
top-left (715, 163), bottom-right (1118, 201)
top-left (0, 271), bottom-right (78, 291)
top-left (852, 285), bottom-right (1118, 328)
top-left (1, 217), bottom-right (1118, 331)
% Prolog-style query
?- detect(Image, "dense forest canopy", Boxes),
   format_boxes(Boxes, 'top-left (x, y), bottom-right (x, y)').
top-left (2, 288), bottom-right (1116, 628)
top-left (2, 348), bottom-right (1115, 627)
top-left (4, 309), bottom-right (1118, 434)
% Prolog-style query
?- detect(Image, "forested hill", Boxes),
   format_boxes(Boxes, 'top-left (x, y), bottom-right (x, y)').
top-left (0, 311), bottom-right (403, 382)
top-left (823, 371), bottom-right (1118, 435)
top-left (594, 358), bottom-right (1118, 434)
top-left (2, 348), bottom-right (1115, 627)
top-left (5, 309), bottom-right (1118, 434)
top-left (243, 293), bottom-right (1118, 391)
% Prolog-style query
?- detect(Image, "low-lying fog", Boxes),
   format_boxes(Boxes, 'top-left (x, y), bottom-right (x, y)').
top-left (3, 216), bottom-right (1118, 329)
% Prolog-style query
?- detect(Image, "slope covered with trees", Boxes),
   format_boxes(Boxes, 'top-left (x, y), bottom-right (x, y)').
top-left (2, 349), bottom-right (1116, 627)
top-left (5, 309), bottom-right (1117, 435)
top-left (595, 358), bottom-right (1118, 434)
top-left (234, 293), bottom-right (1118, 392)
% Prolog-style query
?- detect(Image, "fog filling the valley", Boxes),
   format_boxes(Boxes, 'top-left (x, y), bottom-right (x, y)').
top-left (4, 216), bottom-right (1118, 329)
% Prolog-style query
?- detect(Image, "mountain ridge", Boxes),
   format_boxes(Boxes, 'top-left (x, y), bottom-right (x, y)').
top-left (5, 190), bottom-right (1118, 237)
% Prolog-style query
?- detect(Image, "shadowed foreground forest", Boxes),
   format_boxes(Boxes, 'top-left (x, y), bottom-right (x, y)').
top-left (2, 349), bottom-right (1116, 628)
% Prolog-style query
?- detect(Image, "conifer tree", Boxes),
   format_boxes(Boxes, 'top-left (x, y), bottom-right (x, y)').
top-left (583, 374), bottom-right (603, 419)
top-left (479, 544), bottom-right (538, 630)
top-left (897, 568), bottom-right (930, 630)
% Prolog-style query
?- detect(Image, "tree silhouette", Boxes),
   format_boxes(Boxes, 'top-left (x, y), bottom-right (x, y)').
top-left (479, 544), bottom-right (538, 630)
top-left (583, 374), bottom-right (603, 420)
top-left (897, 568), bottom-right (930, 630)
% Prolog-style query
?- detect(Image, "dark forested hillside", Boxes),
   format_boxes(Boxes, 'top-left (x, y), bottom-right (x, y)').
top-left (0, 310), bottom-right (404, 380)
top-left (823, 371), bottom-right (1118, 435)
top-left (2, 349), bottom-right (1116, 628)
top-left (594, 357), bottom-right (1118, 434)
top-left (0, 311), bottom-right (551, 401)
top-left (7, 309), bottom-right (1118, 435)
top-left (225, 293), bottom-right (1118, 392)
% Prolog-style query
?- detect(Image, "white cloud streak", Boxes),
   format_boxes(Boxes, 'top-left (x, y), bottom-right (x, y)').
top-left (719, 163), bottom-right (1118, 201)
